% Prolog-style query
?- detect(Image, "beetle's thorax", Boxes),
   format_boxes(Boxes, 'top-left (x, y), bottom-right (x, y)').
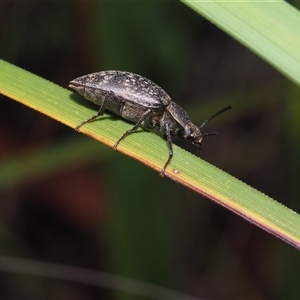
top-left (163, 101), bottom-right (190, 131)
top-left (158, 101), bottom-right (203, 147)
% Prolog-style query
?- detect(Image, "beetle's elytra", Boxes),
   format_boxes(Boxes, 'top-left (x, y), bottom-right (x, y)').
top-left (69, 70), bottom-right (231, 176)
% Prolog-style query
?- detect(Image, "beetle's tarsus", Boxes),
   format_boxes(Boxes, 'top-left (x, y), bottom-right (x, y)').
top-left (159, 170), bottom-right (165, 177)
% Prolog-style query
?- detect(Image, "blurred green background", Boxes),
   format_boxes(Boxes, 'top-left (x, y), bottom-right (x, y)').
top-left (1, 1), bottom-right (300, 299)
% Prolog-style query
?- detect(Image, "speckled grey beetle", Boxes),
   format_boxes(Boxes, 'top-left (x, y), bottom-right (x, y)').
top-left (69, 71), bottom-right (231, 176)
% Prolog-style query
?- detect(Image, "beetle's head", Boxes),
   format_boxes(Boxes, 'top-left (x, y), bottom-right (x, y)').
top-left (178, 106), bottom-right (232, 149)
top-left (178, 123), bottom-right (215, 149)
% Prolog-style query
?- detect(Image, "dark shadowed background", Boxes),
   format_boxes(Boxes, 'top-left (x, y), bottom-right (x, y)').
top-left (1, 1), bottom-right (300, 299)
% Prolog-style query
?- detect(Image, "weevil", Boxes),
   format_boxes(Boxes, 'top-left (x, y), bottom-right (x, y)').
top-left (69, 71), bottom-right (231, 176)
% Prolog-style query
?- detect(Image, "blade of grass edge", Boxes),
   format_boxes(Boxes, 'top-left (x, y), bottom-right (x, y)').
top-left (1, 60), bottom-right (300, 250)
top-left (182, 0), bottom-right (300, 85)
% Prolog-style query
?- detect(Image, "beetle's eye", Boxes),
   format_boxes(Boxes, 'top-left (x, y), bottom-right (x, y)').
top-left (178, 129), bottom-right (193, 139)
top-left (185, 129), bottom-right (193, 139)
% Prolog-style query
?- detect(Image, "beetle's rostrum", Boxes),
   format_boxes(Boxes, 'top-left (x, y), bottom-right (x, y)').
top-left (69, 70), bottom-right (231, 176)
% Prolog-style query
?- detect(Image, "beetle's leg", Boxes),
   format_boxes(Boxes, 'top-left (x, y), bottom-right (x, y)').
top-left (113, 109), bottom-right (152, 150)
top-left (159, 123), bottom-right (173, 177)
top-left (75, 91), bottom-right (113, 131)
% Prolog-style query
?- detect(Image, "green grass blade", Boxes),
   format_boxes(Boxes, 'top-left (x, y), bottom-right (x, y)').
top-left (182, 0), bottom-right (300, 85)
top-left (1, 59), bottom-right (300, 250)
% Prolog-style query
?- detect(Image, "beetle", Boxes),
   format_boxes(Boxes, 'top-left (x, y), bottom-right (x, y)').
top-left (69, 70), bottom-right (231, 176)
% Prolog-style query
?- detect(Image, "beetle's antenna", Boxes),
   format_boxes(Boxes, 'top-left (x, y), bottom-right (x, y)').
top-left (199, 106), bottom-right (232, 129)
top-left (201, 132), bottom-right (218, 137)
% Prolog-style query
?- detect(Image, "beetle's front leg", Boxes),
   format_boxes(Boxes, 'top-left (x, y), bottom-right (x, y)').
top-left (113, 109), bottom-right (153, 150)
top-left (75, 91), bottom-right (114, 131)
top-left (159, 123), bottom-right (173, 177)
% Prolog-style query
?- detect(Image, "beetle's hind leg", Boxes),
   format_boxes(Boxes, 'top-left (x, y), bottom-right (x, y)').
top-left (113, 109), bottom-right (153, 150)
top-left (75, 91), bottom-right (113, 131)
